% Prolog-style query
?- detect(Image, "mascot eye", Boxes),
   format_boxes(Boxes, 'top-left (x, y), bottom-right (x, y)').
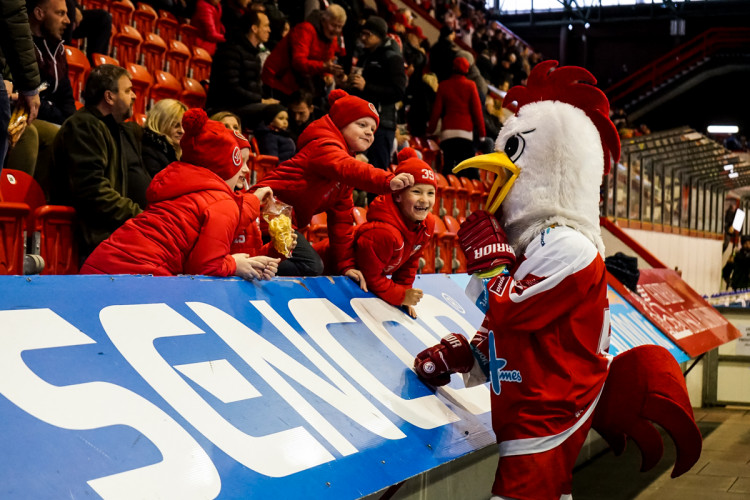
top-left (504, 134), bottom-right (526, 163)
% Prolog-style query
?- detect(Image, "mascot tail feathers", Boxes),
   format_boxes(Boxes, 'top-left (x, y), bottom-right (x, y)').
top-left (592, 345), bottom-right (702, 478)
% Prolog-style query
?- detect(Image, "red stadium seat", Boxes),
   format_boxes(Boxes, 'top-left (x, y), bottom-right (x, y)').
top-left (190, 46), bottom-right (212, 81)
top-left (155, 10), bottom-right (179, 43)
top-left (64, 45), bottom-right (90, 102)
top-left (130, 113), bottom-right (147, 126)
top-left (447, 174), bottom-right (469, 220)
top-left (149, 70), bottom-right (182, 106)
top-left (352, 206), bottom-right (367, 226)
top-left (166, 39), bottom-right (191, 78)
top-left (470, 179), bottom-right (485, 213)
top-left (418, 235), bottom-right (436, 274)
top-left (141, 32), bottom-right (167, 75)
top-left (0, 202), bottom-right (28, 275)
top-left (248, 137), bottom-right (279, 184)
top-left (442, 215), bottom-right (466, 273)
top-left (425, 138), bottom-right (443, 172)
top-left (181, 77), bottom-right (206, 109)
top-left (80, 0), bottom-right (109, 10)
top-left (133, 2), bottom-right (158, 34)
top-left (435, 173), bottom-right (456, 218)
top-left (125, 62), bottom-right (153, 115)
top-left (307, 213), bottom-right (328, 244)
top-left (111, 24), bottom-right (143, 65)
top-left (432, 216), bottom-right (457, 273)
top-left (178, 23), bottom-right (200, 49)
top-left (110, 0), bottom-right (135, 32)
top-left (1, 170), bottom-right (78, 275)
top-left (91, 52), bottom-right (120, 67)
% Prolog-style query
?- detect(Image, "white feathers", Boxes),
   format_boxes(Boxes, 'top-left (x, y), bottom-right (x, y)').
top-left (496, 100), bottom-right (605, 255)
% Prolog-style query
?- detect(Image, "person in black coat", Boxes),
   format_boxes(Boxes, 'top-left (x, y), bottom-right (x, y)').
top-left (254, 103), bottom-right (295, 163)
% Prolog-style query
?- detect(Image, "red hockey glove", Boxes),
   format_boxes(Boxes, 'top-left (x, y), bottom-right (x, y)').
top-left (458, 210), bottom-right (515, 275)
top-left (414, 333), bottom-right (475, 386)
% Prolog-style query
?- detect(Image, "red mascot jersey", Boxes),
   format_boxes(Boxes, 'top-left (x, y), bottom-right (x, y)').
top-left (476, 225), bottom-right (611, 456)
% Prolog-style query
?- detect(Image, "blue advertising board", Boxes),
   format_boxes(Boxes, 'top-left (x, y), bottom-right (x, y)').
top-left (0, 274), bottom-right (493, 500)
top-left (0, 274), bottom-right (689, 499)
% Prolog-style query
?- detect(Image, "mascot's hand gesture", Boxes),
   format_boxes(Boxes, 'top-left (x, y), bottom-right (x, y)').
top-left (458, 210), bottom-right (515, 275)
top-left (413, 333), bottom-right (475, 386)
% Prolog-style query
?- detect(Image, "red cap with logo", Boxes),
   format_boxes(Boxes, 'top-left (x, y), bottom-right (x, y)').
top-left (180, 108), bottom-right (243, 180)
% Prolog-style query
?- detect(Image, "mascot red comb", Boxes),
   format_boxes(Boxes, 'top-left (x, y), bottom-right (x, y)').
top-left (414, 61), bottom-right (702, 500)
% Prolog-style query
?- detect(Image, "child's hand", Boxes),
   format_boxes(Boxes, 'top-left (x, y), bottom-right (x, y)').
top-left (249, 256), bottom-right (281, 280)
top-left (344, 269), bottom-right (368, 292)
top-left (232, 253), bottom-right (262, 280)
top-left (253, 186), bottom-right (273, 207)
top-left (406, 305), bottom-right (417, 319)
top-left (287, 231), bottom-right (298, 252)
top-left (390, 172), bottom-right (414, 191)
top-left (402, 288), bottom-right (424, 306)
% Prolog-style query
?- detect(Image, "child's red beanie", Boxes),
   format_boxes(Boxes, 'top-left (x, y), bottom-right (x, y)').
top-left (394, 148), bottom-right (437, 190)
top-left (328, 89), bottom-right (379, 129)
top-left (180, 108), bottom-right (243, 180)
top-left (232, 129), bottom-right (251, 150)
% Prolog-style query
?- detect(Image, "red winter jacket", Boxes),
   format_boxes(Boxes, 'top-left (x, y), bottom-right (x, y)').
top-left (255, 115), bottom-right (395, 273)
top-left (428, 74), bottom-right (486, 140)
top-left (80, 162), bottom-right (257, 276)
top-left (261, 20), bottom-right (339, 96)
top-left (354, 195), bottom-right (436, 305)
top-left (192, 0), bottom-right (225, 56)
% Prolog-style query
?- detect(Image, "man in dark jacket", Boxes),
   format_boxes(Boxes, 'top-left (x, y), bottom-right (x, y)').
top-left (51, 64), bottom-right (144, 259)
top-left (730, 236), bottom-right (750, 291)
top-left (28, 0), bottom-right (76, 125)
top-left (348, 16), bottom-right (407, 185)
top-left (0, 0), bottom-right (41, 172)
top-left (206, 10), bottom-right (278, 131)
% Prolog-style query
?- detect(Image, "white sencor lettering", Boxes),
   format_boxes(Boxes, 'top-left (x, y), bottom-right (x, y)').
top-left (100, 303), bottom-right (333, 478)
top-left (0, 308), bottom-right (221, 500)
top-left (350, 295), bottom-right (492, 418)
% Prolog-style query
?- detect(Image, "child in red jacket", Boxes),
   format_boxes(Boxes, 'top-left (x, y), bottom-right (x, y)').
top-left (80, 109), bottom-right (279, 280)
top-left (254, 89), bottom-right (414, 285)
top-left (354, 148), bottom-right (437, 318)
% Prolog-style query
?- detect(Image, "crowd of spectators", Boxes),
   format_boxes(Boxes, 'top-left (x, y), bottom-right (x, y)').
top-left (1, 0), bottom-right (547, 294)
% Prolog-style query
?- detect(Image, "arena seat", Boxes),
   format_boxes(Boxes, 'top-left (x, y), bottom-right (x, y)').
top-left (307, 213), bottom-right (328, 244)
top-left (249, 137), bottom-right (279, 184)
top-left (155, 10), bottom-right (179, 43)
top-left (447, 174), bottom-right (469, 220)
top-left (125, 62), bottom-right (153, 115)
top-left (469, 179), bottom-right (485, 213)
top-left (133, 2), bottom-right (158, 34)
top-left (432, 216), bottom-right (457, 273)
top-left (141, 32), bottom-right (167, 75)
top-left (149, 70), bottom-right (182, 106)
top-left (435, 173), bottom-right (456, 218)
top-left (181, 77), bottom-right (207, 109)
top-left (109, 0), bottom-right (135, 33)
top-left (166, 39), bottom-right (191, 78)
top-left (80, 0), bottom-right (109, 10)
top-left (0, 202), bottom-right (28, 275)
top-left (64, 45), bottom-right (90, 102)
top-left (425, 138), bottom-right (443, 172)
top-left (111, 24), bottom-right (143, 66)
top-left (190, 46), bottom-right (212, 82)
top-left (1, 170), bottom-right (78, 275)
top-left (442, 215), bottom-right (466, 273)
top-left (418, 234), bottom-right (436, 274)
top-left (178, 23), bottom-right (200, 50)
top-left (352, 206), bottom-right (367, 226)
top-left (130, 113), bottom-right (147, 126)
top-left (91, 53), bottom-right (120, 67)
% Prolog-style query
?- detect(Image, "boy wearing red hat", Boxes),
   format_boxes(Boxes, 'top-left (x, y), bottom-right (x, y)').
top-left (80, 109), bottom-right (280, 280)
top-left (254, 89), bottom-right (414, 284)
top-left (354, 148), bottom-right (437, 318)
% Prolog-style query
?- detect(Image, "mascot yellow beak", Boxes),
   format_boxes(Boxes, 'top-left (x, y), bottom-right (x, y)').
top-left (452, 152), bottom-right (520, 215)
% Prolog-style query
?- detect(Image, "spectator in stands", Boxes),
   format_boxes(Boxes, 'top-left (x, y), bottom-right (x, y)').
top-left (287, 89), bottom-right (322, 144)
top-left (222, 0), bottom-right (250, 38)
top-left (729, 236), bottom-right (750, 291)
top-left (80, 108), bottom-right (281, 280)
top-left (192, 0), bottom-right (226, 56)
top-left (254, 103), bottom-right (295, 163)
top-left (253, 89), bottom-right (414, 280)
top-left (0, 0), bottom-right (41, 173)
top-left (427, 56), bottom-right (485, 178)
top-left (142, 98), bottom-right (187, 181)
top-left (51, 64), bottom-right (145, 259)
top-left (354, 148), bottom-right (436, 319)
top-left (257, 0), bottom-right (287, 50)
top-left (206, 10), bottom-right (278, 132)
top-left (429, 25), bottom-right (459, 82)
top-left (262, 5), bottom-right (346, 105)
top-left (347, 16), bottom-right (407, 189)
top-left (211, 110), bottom-right (242, 133)
top-left (63, 1), bottom-right (112, 64)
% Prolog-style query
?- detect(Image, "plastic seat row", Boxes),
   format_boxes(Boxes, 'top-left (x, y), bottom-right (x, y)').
top-left (103, 1), bottom-right (195, 51)
top-left (0, 170), bottom-right (78, 275)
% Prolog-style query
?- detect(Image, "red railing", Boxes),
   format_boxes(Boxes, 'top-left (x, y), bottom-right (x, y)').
top-left (600, 217), bottom-right (668, 269)
top-left (605, 27), bottom-right (750, 106)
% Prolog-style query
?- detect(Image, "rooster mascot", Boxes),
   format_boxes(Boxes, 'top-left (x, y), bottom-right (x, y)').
top-left (414, 61), bottom-right (702, 500)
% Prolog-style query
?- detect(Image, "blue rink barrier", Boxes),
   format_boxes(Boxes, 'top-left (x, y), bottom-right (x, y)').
top-left (0, 273), bottom-right (687, 499)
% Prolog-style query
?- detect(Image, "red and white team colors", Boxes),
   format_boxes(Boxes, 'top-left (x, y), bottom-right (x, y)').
top-left (472, 225), bottom-right (611, 454)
